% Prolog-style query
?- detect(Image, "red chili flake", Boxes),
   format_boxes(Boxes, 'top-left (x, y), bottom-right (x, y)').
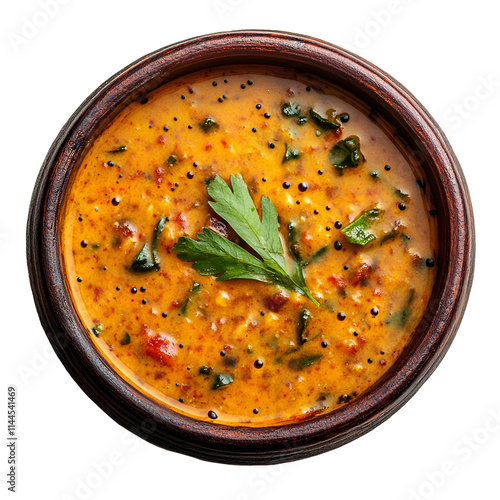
top-left (264, 293), bottom-right (289, 312)
top-left (174, 213), bottom-right (188, 231)
top-left (154, 166), bottom-right (165, 184)
top-left (328, 274), bottom-right (347, 289)
top-left (93, 287), bottom-right (104, 302)
top-left (158, 135), bottom-right (166, 144)
top-left (351, 262), bottom-right (373, 286)
top-left (379, 359), bottom-right (387, 366)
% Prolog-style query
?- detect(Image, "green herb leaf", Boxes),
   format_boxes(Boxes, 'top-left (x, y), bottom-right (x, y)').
top-left (282, 102), bottom-right (308, 125)
top-left (386, 289), bottom-right (415, 327)
top-left (309, 109), bottom-right (340, 130)
top-left (130, 217), bottom-right (166, 272)
top-left (90, 323), bottom-right (103, 337)
top-left (199, 118), bottom-right (218, 133)
top-left (212, 373), bottom-right (234, 390)
top-left (329, 136), bottom-right (365, 174)
top-left (380, 223), bottom-right (403, 245)
top-left (120, 332), bottom-right (131, 345)
top-left (341, 208), bottom-right (382, 246)
top-left (283, 142), bottom-right (300, 163)
top-left (108, 146), bottom-right (127, 153)
top-left (172, 174), bottom-right (319, 306)
top-left (394, 187), bottom-right (409, 199)
top-left (199, 366), bottom-right (211, 375)
top-left (297, 309), bottom-right (311, 344)
top-left (180, 281), bottom-right (201, 316)
top-left (288, 354), bottom-right (322, 371)
top-left (167, 155), bottom-right (177, 165)
top-left (304, 245), bottom-right (329, 266)
top-left (288, 221), bottom-right (302, 262)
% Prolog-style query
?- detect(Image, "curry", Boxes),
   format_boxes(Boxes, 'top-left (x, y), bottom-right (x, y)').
top-left (62, 66), bottom-right (437, 425)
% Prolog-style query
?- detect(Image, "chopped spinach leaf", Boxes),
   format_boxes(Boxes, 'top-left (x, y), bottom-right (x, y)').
top-left (288, 354), bottom-right (322, 371)
top-left (180, 281), bottom-right (201, 316)
top-left (287, 221), bottom-right (302, 262)
top-left (120, 332), bottom-right (131, 345)
top-left (401, 233), bottom-right (411, 245)
top-left (309, 109), bottom-right (340, 130)
top-left (108, 146), bottom-right (127, 153)
top-left (304, 245), bottom-right (329, 266)
top-left (341, 208), bottom-right (382, 246)
top-left (199, 366), bottom-right (211, 375)
top-left (283, 142), bottom-right (300, 163)
top-left (380, 224), bottom-right (402, 245)
top-left (90, 324), bottom-right (103, 337)
top-left (212, 373), bottom-right (234, 390)
top-left (130, 217), bottom-right (166, 272)
top-left (386, 289), bottom-right (415, 327)
top-left (199, 118), bottom-right (219, 133)
top-left (282, 102), bottom-right (308, 125)
top-left (329, 136), bottom-right (365, 174)
top-left (394, 187), bottom-right (409, 199)
top-left (297, 309), bottom-right (312, 344)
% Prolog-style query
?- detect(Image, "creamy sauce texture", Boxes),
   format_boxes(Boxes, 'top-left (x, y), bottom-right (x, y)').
top-left (62, 66), bottom-right (437, 425)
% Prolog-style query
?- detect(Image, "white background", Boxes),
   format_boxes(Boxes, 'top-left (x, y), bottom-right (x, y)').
top-left (2, 1), bottom-right (499, 499)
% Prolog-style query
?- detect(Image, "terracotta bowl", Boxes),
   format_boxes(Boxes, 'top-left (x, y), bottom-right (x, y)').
top-left (27, 30), bottom-right (474, 465)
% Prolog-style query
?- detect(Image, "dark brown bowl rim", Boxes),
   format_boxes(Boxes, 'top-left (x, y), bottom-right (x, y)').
top-left (27, 30), bottom-right (475, 464)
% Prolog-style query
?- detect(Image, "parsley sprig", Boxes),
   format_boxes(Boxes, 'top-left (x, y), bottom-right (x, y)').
top-left (172, 174), bottom-right (319, 306)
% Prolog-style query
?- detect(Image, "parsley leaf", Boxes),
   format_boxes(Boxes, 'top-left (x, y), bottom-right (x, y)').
top-left (172, 174), bottom-right (319, 306)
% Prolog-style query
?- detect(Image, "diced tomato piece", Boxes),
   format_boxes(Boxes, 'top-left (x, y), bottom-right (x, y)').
top-left (351, 262), bottom-right (373, 286)
top-left (339, 338), bottom-right (359, 355)
top-left (142, 325), bottom-right (178, 365)
top-left (328, 274), bottom-right (347, 289)
top-left (264, 293), bottom-right (289, 312)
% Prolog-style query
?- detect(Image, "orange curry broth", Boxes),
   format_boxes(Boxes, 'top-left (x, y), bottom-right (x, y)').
top-left (62, 66), bottom-right (437, 426)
